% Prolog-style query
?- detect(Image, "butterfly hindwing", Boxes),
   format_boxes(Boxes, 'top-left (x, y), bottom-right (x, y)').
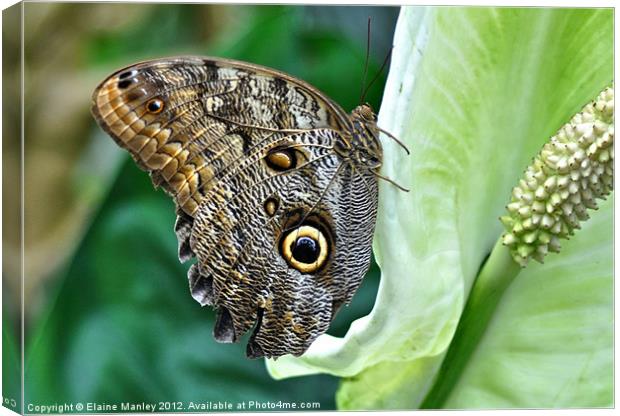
top-left (189, 127), bottom-right (379, 357)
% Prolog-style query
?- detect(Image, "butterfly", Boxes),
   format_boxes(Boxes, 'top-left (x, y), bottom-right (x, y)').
top-left (91, 56), bottom-right (406, 358)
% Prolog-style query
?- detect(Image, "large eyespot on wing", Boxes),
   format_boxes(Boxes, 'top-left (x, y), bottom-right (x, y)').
top-left (279, 224), bottom-right (330, 274)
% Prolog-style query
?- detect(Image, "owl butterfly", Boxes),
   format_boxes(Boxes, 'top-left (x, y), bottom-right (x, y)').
top-left (91, 56), bottom-right (401, 359)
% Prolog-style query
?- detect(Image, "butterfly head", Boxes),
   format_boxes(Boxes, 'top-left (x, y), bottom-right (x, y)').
top-left (354, 103), bottom-right (377, 122)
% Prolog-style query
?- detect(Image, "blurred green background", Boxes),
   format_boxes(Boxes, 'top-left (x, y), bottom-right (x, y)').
top-left (2, 2), bottom-right (400, 411)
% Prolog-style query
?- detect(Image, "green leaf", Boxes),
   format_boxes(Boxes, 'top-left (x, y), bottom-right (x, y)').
top-left (445, 197), bottom-right (613, 408)
top-left (269, 6), bottom-right (613, 409)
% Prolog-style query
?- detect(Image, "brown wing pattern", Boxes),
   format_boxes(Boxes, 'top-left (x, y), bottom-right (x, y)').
top-left (91, 56), bottom-right (378, 358)
top-left (91, 56), bottom-right (349, 216)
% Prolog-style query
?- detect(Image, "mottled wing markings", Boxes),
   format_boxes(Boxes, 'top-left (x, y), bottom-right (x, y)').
top-left (91, 56), bottom-right (381, 358)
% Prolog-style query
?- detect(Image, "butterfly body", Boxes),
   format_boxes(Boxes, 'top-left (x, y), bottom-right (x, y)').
top-left (92, 56), bottom-right (382, 358)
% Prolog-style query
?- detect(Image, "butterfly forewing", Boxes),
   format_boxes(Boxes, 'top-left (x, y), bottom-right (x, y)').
top-left (91, 56), bottom-right (379, 358)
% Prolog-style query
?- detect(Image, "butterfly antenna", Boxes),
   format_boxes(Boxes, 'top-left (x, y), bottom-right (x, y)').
top-left (372, 171), bottom-right (410, 192)
top-left (376, 125), bottom-right (410, 155)
top-left (359, 16), bottom-right (372, 103)
top-left (360, 45), bottom-right (393, 104)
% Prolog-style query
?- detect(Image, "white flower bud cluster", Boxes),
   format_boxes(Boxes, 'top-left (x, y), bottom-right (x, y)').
top-left (501, 86), bottom-right (614, 267)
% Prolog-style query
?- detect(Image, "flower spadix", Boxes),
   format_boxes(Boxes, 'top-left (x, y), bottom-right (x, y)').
top-left (501, 86), bottom-right (614, 267)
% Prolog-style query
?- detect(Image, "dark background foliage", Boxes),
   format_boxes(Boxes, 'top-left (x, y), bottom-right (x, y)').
top-left (3, 3), bottom-right (399, 411)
